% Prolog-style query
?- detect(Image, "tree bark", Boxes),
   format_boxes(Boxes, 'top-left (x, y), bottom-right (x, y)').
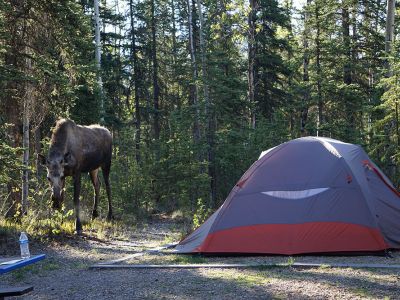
top-left (385, 0), bottom-right (396, 179)
top-left (129, 0), bottom-right (141, 164)
top-left (34, 126), bottom-right (42, 187)
top-left (248, 0), bottom-right (257, 129)
top-left (301, 0), bottom-right (311, 136)
top-left (342, 1), bottom-right (355, 134)
top-left (22, 82), bottom-right (31, 216)
top-left (195, 0), bottom-right (216, 207)
top-left (187, 0), bottom-right (200, 145)
top-left (342, 5), bottom-right (352, 85)
top-left (94, 0), bottom-right (104, 122)
top-left (385, 0), bottom-right (395, 54)
top-left (315, 2), bottom-right (323, 136)
top-left (151, 0), bottom-right (160, 143)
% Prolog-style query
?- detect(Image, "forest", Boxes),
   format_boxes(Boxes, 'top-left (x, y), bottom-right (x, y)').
top-left (0, 0), bottom-right (399, 230)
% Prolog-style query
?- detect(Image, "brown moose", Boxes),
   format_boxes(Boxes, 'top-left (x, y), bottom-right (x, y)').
top-left (39, 119), bottom-right (113, 234)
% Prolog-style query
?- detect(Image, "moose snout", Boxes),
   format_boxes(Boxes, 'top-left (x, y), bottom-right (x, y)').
top-left (51, 189), bottom-right (63, 210)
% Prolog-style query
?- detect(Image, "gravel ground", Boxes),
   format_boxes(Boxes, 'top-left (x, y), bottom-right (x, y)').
top-left (1, 220), bottom-right (400, 300)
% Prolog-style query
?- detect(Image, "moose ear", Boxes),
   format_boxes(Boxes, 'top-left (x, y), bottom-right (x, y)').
top-left (63, 152), bottom-right (73, 166)
top-left (38, 154), bottom-right (47, 166)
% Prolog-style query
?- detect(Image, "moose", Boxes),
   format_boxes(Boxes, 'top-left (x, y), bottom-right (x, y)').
top-left (39, 118), bottom-right (113, 234)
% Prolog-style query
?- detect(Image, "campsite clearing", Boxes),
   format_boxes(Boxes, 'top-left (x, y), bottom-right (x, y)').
top-left (1, 219), bottom-right (399, 300)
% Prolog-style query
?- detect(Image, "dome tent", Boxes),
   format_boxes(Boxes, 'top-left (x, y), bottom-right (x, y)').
top-left (176, 137), bottom-right (400, 255)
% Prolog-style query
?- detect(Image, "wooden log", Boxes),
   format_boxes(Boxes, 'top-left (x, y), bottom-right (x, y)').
top-left (0, 286), bottom-right (33, 300)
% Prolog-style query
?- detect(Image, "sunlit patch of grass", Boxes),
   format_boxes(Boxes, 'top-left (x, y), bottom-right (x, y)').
top-left (84, 218), bottom-right (134, 241)
top-left (234, 273), bottom-right (271, 287)
top-left (204, 269), bottom-right (272, 288)
top-left (170, 210), bottom-right (185, 221)
top-left (0, 209), bottom-right (76, 241)
top-left (1, 210), bottom-right (138, 245)
top-left (161, 234), bottom-right (178, 245)
top-left (127, 253), bottom-right (208, 265)
top-left (25, 217), bottom-right (76, 237)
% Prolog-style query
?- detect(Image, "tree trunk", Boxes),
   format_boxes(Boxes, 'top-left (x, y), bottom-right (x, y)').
top-left (129, 0), bottom-right (141, 164)
top-left (301, 0), bottom-right (311, 136)
top-left (22, 85), bottom-right (30, 216)
top-left (171, 0), bottom-right (180, 107)
top-left (385, 0), bottom-right (395, 54)
top-left (34, 126), bottom-right (43, 188)
top-left (351, 0), bottom-right (357, 80)
top-left (22, 12), bottom-right (34, 215)
top-left (187, 0), bottom-right (200, 145)
top-left (385, 0), bottom-right (395, 77)
top-left (342, 2), bottom-right (355, 135)
top-left (196, 0), bottom-right (209, 109)
top-left (342, 5), bottom-right (352, 85)
top-left (315, 2), bottom-right (323, 136)
top-left (385, 0), bottom-right (396, 180)
top-left (195, 0), bottom-right (216, 207)
top-left (94, 0), bottom-right (104, 123)
top-left (151, 0), bottom-right (160, 144)
top-left (248, 0), bottom-right (257, 129)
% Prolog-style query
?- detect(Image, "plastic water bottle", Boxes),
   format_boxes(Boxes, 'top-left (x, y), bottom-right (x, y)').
top-left (19, 232), bottom-right (30, 259)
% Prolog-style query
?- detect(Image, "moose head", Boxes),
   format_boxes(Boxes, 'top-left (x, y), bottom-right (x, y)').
top-left (38, 152), bottom-right (73, 209)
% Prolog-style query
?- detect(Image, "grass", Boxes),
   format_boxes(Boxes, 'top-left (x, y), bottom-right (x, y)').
top-left (72, 261), bottom-right (90, 269)
top-left (0, 212), bottom-right (134, 244)
top-left (352, 287), bottom-right (372, 298)
top-left (171, 254), bottom-right (206, 264)
top-left (286, 256), bottom-right (295, 266)
top-left (6, 260), bottom-right (61, 282)
top-left (126, 253), bottom-right (208, 265)
top-left (235, 272), bottom-right (271, 286)
top-left (41, 261), bottom-right (61, 271)
top-left (10, 263), bottom-right (43, 281)
top-left (318, 264), bottom-right (331, 269)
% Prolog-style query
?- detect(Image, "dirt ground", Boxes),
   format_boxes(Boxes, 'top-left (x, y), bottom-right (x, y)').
top-left (1, 220), bottom-right (400, 300)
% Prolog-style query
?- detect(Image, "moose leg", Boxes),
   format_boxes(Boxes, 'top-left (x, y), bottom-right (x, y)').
top-left (101, 162), bottom-right (112, 221)
top-left (90, 169), bottom-right (100, 219)
top-left (73, 173), bottom-right (83, 234)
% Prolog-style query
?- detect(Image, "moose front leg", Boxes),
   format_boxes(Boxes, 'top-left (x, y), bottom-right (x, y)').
top-left (73, 173), bottom-right (83, 234)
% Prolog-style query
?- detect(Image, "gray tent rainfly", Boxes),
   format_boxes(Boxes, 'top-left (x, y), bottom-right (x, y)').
top-left (176, 137), bottom-right (400, 255)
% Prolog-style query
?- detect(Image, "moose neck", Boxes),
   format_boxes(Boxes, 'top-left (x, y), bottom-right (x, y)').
top-left (49, 120), bottom-right (73, 158)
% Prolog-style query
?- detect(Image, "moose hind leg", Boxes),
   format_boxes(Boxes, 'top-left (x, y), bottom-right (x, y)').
top-left (90, 169), bottom-right (100, 219)
top-left (73, 174), bottom-right (83, 234)
top-left (101, 162), bottom-right (113, 221)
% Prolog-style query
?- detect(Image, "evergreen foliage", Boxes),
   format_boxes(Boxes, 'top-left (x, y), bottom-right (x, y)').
top-left (0, 0), bottom-right (399, 228)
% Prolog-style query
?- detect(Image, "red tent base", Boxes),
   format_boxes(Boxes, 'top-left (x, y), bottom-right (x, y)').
top-left (196, 222), bottom-right (388, 255)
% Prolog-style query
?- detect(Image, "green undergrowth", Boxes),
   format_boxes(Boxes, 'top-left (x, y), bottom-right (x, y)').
top-left (0, 211), bottom-right (136, 245)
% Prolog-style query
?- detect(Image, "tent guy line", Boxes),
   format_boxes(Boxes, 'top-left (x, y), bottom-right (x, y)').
top-left (95, 243), bottom-right (178, 265)
top-left (90, 262), bottom-right (400, 270)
